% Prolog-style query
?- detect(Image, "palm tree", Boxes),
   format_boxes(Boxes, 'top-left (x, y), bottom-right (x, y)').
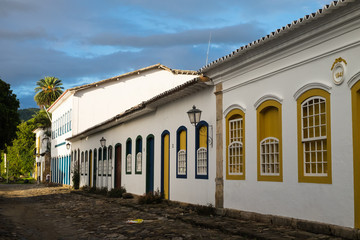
top-left (34, 76), bottom-right (64, 108)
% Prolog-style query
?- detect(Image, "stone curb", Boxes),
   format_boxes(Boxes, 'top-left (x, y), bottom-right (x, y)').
top-left (71, 191), bottom-right (357, 239)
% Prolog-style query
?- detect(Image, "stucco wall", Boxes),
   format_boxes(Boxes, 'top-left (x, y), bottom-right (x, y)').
top-left (219, 23), bottom-right (360, 228)
top-left (73, 86), bottom-right (216, 206)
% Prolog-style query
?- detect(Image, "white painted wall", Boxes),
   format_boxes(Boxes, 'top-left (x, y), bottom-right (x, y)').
top-left (74, 69), bottom-right (197, 134)
top-left (73, 86), bottom-right (216, 206)
top-left (217, 20), bottom-right (360, 228)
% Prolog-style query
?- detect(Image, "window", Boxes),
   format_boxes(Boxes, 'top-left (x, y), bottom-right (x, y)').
top-left (135, 136), bottom-right (142, 174)
top-left (297, 89), bottom-right (331, 184)
top-left (85, 151), bottom-right (88, 176)
top-left (176, 126), bottom-right (187, 178)
top-left (103, 146), bottom-right (107, 176)
top-left (70, 109), bottom-right (72, 131)
top-left (196, 121), bottom-right (208, 179)
top-left (81, 152), bottom-right (84, 176)
top-left (257, 100), bottom-right (282, 182)
top-left (126, 138), bottom-right (132, 174)
top-left (108, 146), bottom-right (112, 176)
top-left (226, 108), bottom-right (245, 180)
top-left (98, 148), bottom-right (102, 176)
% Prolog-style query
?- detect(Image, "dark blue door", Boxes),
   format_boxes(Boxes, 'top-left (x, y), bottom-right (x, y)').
top-left (146, 135), bottom-right (154, 193)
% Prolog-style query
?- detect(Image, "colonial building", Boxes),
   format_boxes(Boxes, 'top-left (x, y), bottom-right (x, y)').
top-left (200, 0), bottom-right (360, 229)
top-left (49, 0), bottom-right (360, 231)
top-left (33, 128), bottom-right (51, 182)
top-left (48, 64), bottom-right (198, 187)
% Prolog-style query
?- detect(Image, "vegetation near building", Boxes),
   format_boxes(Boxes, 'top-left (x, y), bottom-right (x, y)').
top-left (34, 76), bottom-right (64, 108)
top-left (0, 79), bottom-right (20, 150)
top-left (19, 108), bottom-right (40, 122)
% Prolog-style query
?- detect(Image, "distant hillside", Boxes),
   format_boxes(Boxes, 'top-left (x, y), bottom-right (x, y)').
top-left (18, 108), bottom-right (40, 122)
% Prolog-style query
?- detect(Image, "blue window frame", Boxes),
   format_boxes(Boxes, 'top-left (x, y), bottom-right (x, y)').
top-left (126, 138), bottom-right (132, 174)
top-left (195, 121), bottom-right (209, 179)
top-left (176, 126), bottom-right (187, 178)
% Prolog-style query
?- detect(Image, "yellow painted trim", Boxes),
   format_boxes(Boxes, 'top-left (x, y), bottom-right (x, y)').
top-left (257, 100), bottom-right (283, 182)
top-left (225, 108), bottom-right (245, 180)
top-left (351, 80), bottom-right (360, 228)
top-left (297, 89), bottom-right (332, 184)
top-left (164, 134), bottom-right (170, 200)
top-left (180, 131), bottom-right (186, 150)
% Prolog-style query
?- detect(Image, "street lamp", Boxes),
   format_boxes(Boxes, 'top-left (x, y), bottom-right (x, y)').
top-left (66, 142), bottom-right (71, 150)
top-left (100, 137), bottom-right (106, 147)
top-left (187, 105), bottom-right (202, 126)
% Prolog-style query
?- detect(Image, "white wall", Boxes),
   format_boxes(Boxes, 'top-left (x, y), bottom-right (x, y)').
top-left (73, 86), bottom-right (216, 205)
top-left (74, 69), bottom-right (197, 134)
top-left (219, 22), bottom-right (360, 228)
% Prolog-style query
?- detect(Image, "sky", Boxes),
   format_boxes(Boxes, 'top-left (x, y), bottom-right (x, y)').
top-left (0, 0), bottom-right (331, 109)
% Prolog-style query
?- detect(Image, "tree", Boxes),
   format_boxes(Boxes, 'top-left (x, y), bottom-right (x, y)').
top-left (34, 76), bottom-right (64, 108)
top-left (6, 120), bottom-right (36, 178)
top-left (0, 79), bottom-right (20, 150)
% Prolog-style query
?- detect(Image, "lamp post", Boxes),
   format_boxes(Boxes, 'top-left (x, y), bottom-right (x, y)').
top-left (66, 142), bottom-right (71, 150)
top-left (100, 137), bottom-right (106, 147)
top-left (187, 105), bottom-right (202, 126)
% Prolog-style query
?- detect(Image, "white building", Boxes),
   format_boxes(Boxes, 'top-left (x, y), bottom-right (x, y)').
top-left (50, 0), bottom-right (360, 232)
top-left (200, 0), bottom-right (360, 229)
top-left (33, 128), bottom-right (51, 182)
top-left (48, 64), bottom-right (198, 186)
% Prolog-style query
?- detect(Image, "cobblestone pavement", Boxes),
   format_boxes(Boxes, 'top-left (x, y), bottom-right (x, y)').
top-left (0, 184), bottom-right (346, 240)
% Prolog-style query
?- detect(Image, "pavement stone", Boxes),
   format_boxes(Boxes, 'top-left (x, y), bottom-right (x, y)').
top-left (0, 184), bottom-right (353, 239)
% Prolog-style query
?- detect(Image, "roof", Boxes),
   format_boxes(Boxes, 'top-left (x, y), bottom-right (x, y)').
top-left (200, 0), bottom-right (355, 73)
top-left (67, 76), bottom-right (210, 142)
top-left (48, 63), bottom-right (198, 112)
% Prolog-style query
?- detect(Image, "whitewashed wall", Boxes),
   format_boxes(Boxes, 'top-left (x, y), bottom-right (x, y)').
top-left (218, 21), bottom-right (360, 228)
top-left (73, 86), bottom-right (216, 206)
top-left (73, 69), bottom-right (197, 134)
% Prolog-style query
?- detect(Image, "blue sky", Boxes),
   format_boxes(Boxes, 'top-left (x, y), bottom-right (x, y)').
top-left (0, 0), bottom-right (330, 109)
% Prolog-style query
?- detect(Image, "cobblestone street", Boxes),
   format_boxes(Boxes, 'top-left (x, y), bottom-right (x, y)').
top-left (0, 184), bottom-right (347, 239)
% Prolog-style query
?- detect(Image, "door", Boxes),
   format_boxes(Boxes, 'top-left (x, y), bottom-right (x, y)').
top-left (115, 144), bottom-right (122, 189)
top-left (89, 150), bottom-right (93, 187)
top-left (93, 149), bottom-right (97, 187)
top-left (161, 132), bottom-right (170, 199)
top-left (352, 80), bottom-right (360, 228)
top-left (146, 135), bottom-right (155, 193)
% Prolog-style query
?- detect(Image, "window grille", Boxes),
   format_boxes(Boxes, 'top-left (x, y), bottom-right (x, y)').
top-left (228, 118), bottom-right (243, 175)
top-left (302, 97), bottom-right (327, 176)
top-left (177, 150), bottom-right (186, 175)
top-left (197, 148), bottom-right (207, 175)
top-left (260, 137), bottom-right (279, 175)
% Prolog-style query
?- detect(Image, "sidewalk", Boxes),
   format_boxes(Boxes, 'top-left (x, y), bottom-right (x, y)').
top-left (73, 190), bottom-right (352, 240)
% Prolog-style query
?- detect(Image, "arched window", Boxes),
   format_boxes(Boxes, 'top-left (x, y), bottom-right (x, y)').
top-left (126, 138), bottom-right (132, 174)
top-left (257, 99), bottom-right (282, 182)
top-left (103, 146), bottom-right (107, 176)
top-left (196, 121), bottom-right (208, 179)
top-left (98, 148), bottom-right (102, 176)
top-left (85, 151), bottom-right (88, 176)
top-left (108, 146), bottom-right (112, 176)
top-left (226, 108), bottom-right (245, 180)
top-left (81, 151), bottom-right (84, 176)
top-left (297, 88), bottom-right (331, 184)
top-left (176, 126), bottom-right (187, 178)
top-left (135, 136), bottom-right (142, 174)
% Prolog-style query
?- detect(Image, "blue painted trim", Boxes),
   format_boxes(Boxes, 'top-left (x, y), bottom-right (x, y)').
top-left (176, 126), bottom-right (187, 179)
top-left (55, 142), bottom-right (66, 148)
top-left (126, 138), bottom-right (132, 174)
top-left (161, 130), bottom-right (170, 198)
top-left (135, 136), bottom-right (142, 174)
top-left (195, 121), bottom-right (209, 179)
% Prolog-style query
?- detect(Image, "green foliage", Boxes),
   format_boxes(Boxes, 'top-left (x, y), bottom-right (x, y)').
top-left (34, 76), bottom-right (64, 108)
top-left (72, 169), bottom-right (80, 189)
top-left (0, 79), bottom-right (20, 150)
top-left (107, 187), bottom-right (127, 198)
top-left (138, 189), bottom-right (163, 204)
top-left (32, 109), bottom-right (52, 129)
top-left (18, 108), bottom-right (40, 122)
top-left (5, 120), bottom-right (36, 178)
